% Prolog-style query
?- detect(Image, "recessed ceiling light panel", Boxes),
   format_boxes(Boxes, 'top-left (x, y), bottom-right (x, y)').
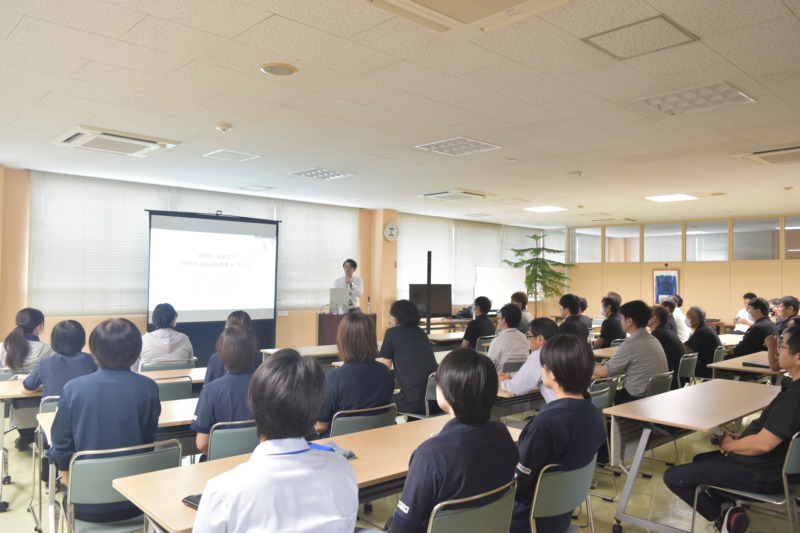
top-left (260, 63), bottom-right (297, 76)
top-left (202, 149), bottom-right (260, 162)
top-left (415, 137), bottom-right (501, 156)
top-left (637, 81), bottom-right (754, 115)
top-left (645, 194), bottom-right (698, 202)
top-left (237, 184), bottom-right (273, 192)
top-left (288, 167), bottom-right (353, 180)
top-left (524, 206), bottom-right (568, 213)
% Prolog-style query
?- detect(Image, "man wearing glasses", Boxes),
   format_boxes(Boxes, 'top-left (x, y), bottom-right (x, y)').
top-left (731, 297), bottom-right (777, 357)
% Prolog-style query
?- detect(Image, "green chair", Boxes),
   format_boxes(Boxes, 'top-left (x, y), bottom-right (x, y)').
top-left (502, 360), bottom-right (525, 373)
top-left (153, 376), bottom-right (192, 401)
top-left (677, 353), bottom-right (698, 387)
top-left (65, 439), bottom-right (182, 533)
top-left (645, 371), bottom-right (673, 397)
top-left (207, 420), bottom-right (259, 461)
top-left (590, 375), bottom-right (622, 409)
top-left (401, 373), bottom-right (445, 420)
top-left (427, 479), bottom-right (516, 533)
top-left (476, 335), bottom-right (496, 353)
top-left (531, 459), bottom-right (597, 533)
top-left (138, 360), bottom-right (195, 372)
top-left (588, 383), bottom-right (619, 502)
top-left (692, 432), bottom-right (800, 533)
top-left (610, 339), bottom-right (625, 347)
top-left (0, 371), bottom-right (14, 381)
top-left (330, 404), bottom-right (397, 437)
top-left (30, 395), bottom-right (60, 532)
top-left (589, 387), bottom-right (610, 411)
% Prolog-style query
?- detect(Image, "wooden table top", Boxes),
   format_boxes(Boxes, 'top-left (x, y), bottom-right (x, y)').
top-left (707, 351), bottom-right (782, 375)
top-left (719, 334), bottom-right (744, 346)
top-left (113, 417), bottom-right (521, 533)
top-left (427, 331), bottom-right (464, 342)
top-left (603, 379), bottom-right (780, 432)
top-left (593, 347), bottom-right (616, 358)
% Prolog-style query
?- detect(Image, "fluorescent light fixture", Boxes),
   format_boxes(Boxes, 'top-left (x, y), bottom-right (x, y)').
top-left (645, 194), bottom-right (698, 203)
top-left (288, 167), bottom-right (353, 180)
top-left (637, 81), bottom-right (754, 116)
top-left (784, 226), bottom-right (800, 230)
top-left (685, 231), bottom-right (708, 235)
top-left (788, 249), bottom-right (800, 252)
top-left (415, 137), bottom-right (501, 157)
top-left (524, 206), bottom-right (568, 213)
top-left (237, 184), bottom-right (273, 192)
top-left (202, 149), bottom-right (260, 162)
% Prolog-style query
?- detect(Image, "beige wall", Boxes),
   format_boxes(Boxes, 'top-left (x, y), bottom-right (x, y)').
top-left (0, 167), bottom-right (31, 332)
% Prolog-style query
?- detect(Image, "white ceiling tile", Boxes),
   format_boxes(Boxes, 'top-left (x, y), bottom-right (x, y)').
top-left (0, 40), bottom-right (87, 76)
top-left (0, 11), bottom-right (21, 38)
top-left (8, 17), bottom-right (189, 75)
top-left (3, 0), bottom-right (144, 38)
top-left (703, 16), bottom-right (800, 77)
top-left (37, 93), bottom-right (168, 126)
top-left (10, 114), bottom-right (78, 135)
top-left (364, 61), bottom-right (489, 104)
top-left (560, 62), bottom-right (673, 104)
top-left (655, 62), bottom-right (765, 105)
top-left (751, 119), bottom-right (800, 145)
top-left (646, 0), bottom-right (791, 37)
top-left (715, 95), bottom-right (800, 129)
top-left (0, 98), bottom-right (92, 124)
top-left (541, 0), bottom-right (659, 38)
top-left (456, 94), bottom-right (564, 126)
top-left (106, 0), bottom-right (272, 38)
top-left (0, 81), bottom-right (46, 104)
top-left (462, 61), bottom-right (584, 105)
top-left (204, 93), bottom-right (320, 125)
top-left (533, 119), bottom-right (615, 144)
top-left (371, 93), bottom-right (474, 127)
top-left (540, 94), bottom-right (621, 120)
top-left (759, 69), bottom-right (800, 111)
top-left (0, 64), bottom-right (133, 104)
top-left (238, 0), bottom-right (392, 38)
top-left (625, 41), bottom-right (724, 77)
top-left (289, 93), bottom-right (397, 129)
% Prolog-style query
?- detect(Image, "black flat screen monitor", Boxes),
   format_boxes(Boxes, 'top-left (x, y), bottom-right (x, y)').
top-left (409, 284), bottom-right (452, 318)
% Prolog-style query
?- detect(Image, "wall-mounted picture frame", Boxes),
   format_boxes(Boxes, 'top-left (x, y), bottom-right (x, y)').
top-left (653, 269), bottom-right (679, 304)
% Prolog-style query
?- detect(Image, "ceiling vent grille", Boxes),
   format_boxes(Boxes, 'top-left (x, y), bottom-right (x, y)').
top-left (737, 145), bottom-right (800, 166)
top-left (421, 189), bottom-right (487, 201)
top-left (53, 126), bottom-right (179, 157)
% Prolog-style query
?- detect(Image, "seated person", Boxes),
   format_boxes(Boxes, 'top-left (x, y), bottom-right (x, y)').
top-left (487, 303), bottom-right (530, 372)
top-left (192, 326), bottom-right (259, 455)
top-left (389, 348), bottom-right (518, 533)
top-left (22, 319), bottom-right (97, 397)
top-left (664, 325), bottom-right (800, 533)
top-left (194, 349), bottom-right (358, 532)
top-left (594, 300), bottom-right (667, 404)
top-left (133, 303), bottom-right (194, 371)
top-left (660, 298), bottom-right (679, 333)
top-left (461, 296), bottom-right (496, 349)
top-left (777, 296), bottom-right (799, 336)
top-left (578, 296), bottom-right (593, 331)
top-left (510, 334), bottom-right (606, 533)
top-left (48, 318), bottom-right (160, 523)
top-left (378, 299), bottom-right (439, 414)
top-left (315, 314), bottom-right (394, 437)
top-left (511, 291), bottom-right (533, 334)
top-left (204, 310), bottom-right (261, 384)
top-left (648, 305), bottom-right (685, 389)
top-left (498, 318), bottom-right (559, 401)
top-left (557, 294), bottom-right (589, 339)
top-left (731, 297), bottom-right (777, 357)
top-left (668, 295), bottom-right (691, 342)
top-left (683, 306), bottom-right (721, 379)
top-left (592, 296), bottom-right (625, 349)
top-left (733, 292), bottom-right (757, 335)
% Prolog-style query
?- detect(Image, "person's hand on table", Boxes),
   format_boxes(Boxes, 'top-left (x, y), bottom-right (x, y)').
top-left (497, 372), bottom-right (511, 381)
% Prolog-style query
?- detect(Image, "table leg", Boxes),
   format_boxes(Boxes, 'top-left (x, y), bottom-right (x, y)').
top-left (0, 400), bottom-right (9, 512)
top-left (47, 461), bottom-right (56, 533)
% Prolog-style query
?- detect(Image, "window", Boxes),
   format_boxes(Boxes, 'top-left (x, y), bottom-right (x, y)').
top-left (686, 220), bottom-right (728, 261)
top-left (570, 228), bottom-right (601, 263)
top-left (605, 225), bottom-right (640, 262)
top-left (543, 230), bottom-right (567, 263)
top-left (732, 217), bottom-right (779, 260)
top-left (396, 214), bottom-right (454, 301)
top-left (644, 223), bottom-right (682, 262)
top-left (453, 221), bottom-right (502, 305)
top-left (785, 216), bottom-right (800, 260)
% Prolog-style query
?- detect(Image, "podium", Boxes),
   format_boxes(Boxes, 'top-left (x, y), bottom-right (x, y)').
top-left (318, 313), bottom-right (377, 345)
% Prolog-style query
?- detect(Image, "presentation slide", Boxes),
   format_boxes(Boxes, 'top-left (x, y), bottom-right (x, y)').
top-left (148, 213), bottom-right (277, 322)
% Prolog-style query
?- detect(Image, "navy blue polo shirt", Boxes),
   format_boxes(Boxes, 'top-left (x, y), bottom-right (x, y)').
top-left (391, 418), bottom-right (518, 533)
top-left (204, 352), bottom-right (261, 384)
top-left (318, 361), bottom-right (394, 423)
top-left (23, 352), bottom-right (97, 398)
top-left (191, 370), bottom-right (255, 434)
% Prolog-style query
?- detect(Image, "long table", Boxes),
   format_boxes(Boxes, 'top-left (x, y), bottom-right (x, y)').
top-left (707, 350), bottom-right (782, 379)
top-left (593, 346), bottom-right (616, 359)
top-left (113, 417), bottom-right (522, 533)
top-left (604, 379), bottom-right (780, 533)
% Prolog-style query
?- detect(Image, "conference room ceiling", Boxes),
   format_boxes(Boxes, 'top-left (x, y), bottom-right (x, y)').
top-left (1, 0), bottom-right (799, 229)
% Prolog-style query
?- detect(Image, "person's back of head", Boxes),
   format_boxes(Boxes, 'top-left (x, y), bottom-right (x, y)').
top-left (661, 299), bottom-right (676, 313)
top-left (249, 349), bottom-right (326, 440)
top-left (559, 294), bottom-right (580, 315)
top-left (437, 348), bottom-right (497, 425)
top-left (530, 317), bottom-right (559, 341)
top-left (3, 307), bottom-right (45, 371)
top-left (51, 320), bottom-right (86, 356)
top-left (650, 305), bottom-right (669, 328)
top-left (90, 318), bottom-right (143, 369)
top-left (539, 334), bottom-right (594, 395)
top-left (687, 306), bottom-right (706, 324)
top-left (152, 303), bottom-right (177, 330)
top-left (743, 292), bottom-right (757, 301)
top-left (474, 296), bottom-right (491, 315)
top-left (337, 313), bottom-right (377, 363)
top-left (499, 303), bottom-right (521, 329)
top-left (578, 297), bottom-right (588, 313)
top-left (672, 295), bottom-right (684, 308)
top-left (620, 300), bottom-right (651, 329)
top-left (390, 299), bottom-right (421, 327)
top-left (510, 291), bottom-right (528, 309)
top-left (607, 291), bottom-right (622, 305)
top-left (217, 325), bottom-right (258, 373)
top-left (226, 310), bottom-right (252, 330)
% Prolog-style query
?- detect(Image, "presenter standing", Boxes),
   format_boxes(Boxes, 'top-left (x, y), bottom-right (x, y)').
top-left (334, 259), bottom-right (363, 313)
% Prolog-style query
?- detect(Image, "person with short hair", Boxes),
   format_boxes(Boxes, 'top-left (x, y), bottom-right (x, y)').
top-left (333, 258), bottom-right (363, 313)
top-left (511, 291), bottom-right (533, 334)
top-left (389, 348), bottom-right (518, 533)
top-left (648, 306), bottom-right (685, 389)
top-left (315, 314), bottom-right (393, 436)
top-left (134, 303), bottom-right (194, 371)
top-left (498, 318), bottom-right (559, 401)
top-left (777, 296), bottom-right (799, 336)
top-left (461, 296), bottom-right (495, 349)
top-left (578, 296), bottom-right (593, 331)
top-left (378, 300), bottom-right (439, 414)
top-left (669, 295), bottom-right (691, 342)
top-left (593, 296), bottom-right (626, 349)
top-left (22, 320), bottom-right (97, 398)
top-left (510, 334), bottom-right (606, 533)
top-left (558, 294), bottom-right (589, 338)
top-left (733, 292), bottom-right (758, 334)
top-left (594, 300), bottom-right (668, 404)
top-left (204, 310), bottom-right (260, 384)
top-left (664, 325), bottom-right (800, 533)
top-left (487, 303), bottom-right (530, 372)
top-left (731, 297), bottom-right (776, 357)
top-left (194, 349), bottom-right (359, 533)
top-left (192, 326), bottom-right (260, 455)
top-left (683, 306), bottom-right (722, 379)
top-left (48, 318), bottom-right (160, 523)
top-left (660, 299), bottom-right (679, 333)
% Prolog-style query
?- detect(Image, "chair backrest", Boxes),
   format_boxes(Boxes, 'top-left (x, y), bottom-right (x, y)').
top-left (139, 360), bottom-right (195, 372)
top-left (590, 375), bottom-right (621, 408)
top-left (645, 371), bottom-right (673, 397)
top-left (207, 420), bottom-right (259, 461)
top-left (783, 432), bottom-right (800, 478)
top-left (427, 480), bottom-right (516, 533)
top-left (531, 458), bottom-right (597, 519)
top-left (424, 372), bottom-right (438, 417)
top-left (0, 370), bottom-right (15, 381)
top-left (712, 346), bottom-right (727, 363)
top-left (68, 439), bottom-right (181, 507)
top-left (677, 353), bottom-right (698, 381)
top-left (589, 387), bottom-right (610, 411)
top-left (502, 360), bottom-right (525, 373)
top-left (40, 395), bottom-right (60, 414)
top-left (476, 335), bottom-right (496, 353)
top-left (330, 403), bottom-right (397, 437)
top-left (592, 316), bottom-right (605, 328)
top-left (610, 339), bottom-right (625, 347)
top-left (154, 376), bottom-right (192, 401)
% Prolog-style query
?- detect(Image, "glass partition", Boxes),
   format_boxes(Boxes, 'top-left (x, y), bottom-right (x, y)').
top-left (644, 223), bottom-right (682, 262)
top-left (570, 227), bottom-right (601, 263)
top-left (686, 220), bottom-right (728, 261)
top-left (786, 216), bottom-right (800, 260)
top-left (605, 225), bottom-right (640, 262)
top-left (732, 217), bottom-right (779, 260)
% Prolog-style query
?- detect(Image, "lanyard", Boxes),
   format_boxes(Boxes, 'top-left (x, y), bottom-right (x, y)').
top-left (268, 442), bottom-right (334, 456)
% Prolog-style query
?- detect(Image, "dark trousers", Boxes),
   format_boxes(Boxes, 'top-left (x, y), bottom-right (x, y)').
top-left (614, 387), bottom-right (642, 405)
top-left (510, 500), bottom-right (572, 533)
top-left (663, 451), bottom-right (781, 521)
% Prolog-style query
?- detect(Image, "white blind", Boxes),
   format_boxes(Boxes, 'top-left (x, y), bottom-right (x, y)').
top-left (502, 225), bottom-right (539, 264)
top-left (396, 214), bottom-right (454, 300)
top-left (453, 220), bottom-right (503, 305)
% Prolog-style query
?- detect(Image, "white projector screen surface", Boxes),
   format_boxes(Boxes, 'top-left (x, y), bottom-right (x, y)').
top-left (148, 213), bottom-right (277, 322)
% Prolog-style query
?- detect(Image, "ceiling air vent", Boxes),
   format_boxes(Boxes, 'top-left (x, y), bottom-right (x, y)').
top-left (53, 125), bottom-right (180, 157)
top-left (736, 145), bottom-right (800, 166)
top-left (421, 189), bottom-right (487, 201)
top-left (368, 0), bottom-right (571, 39)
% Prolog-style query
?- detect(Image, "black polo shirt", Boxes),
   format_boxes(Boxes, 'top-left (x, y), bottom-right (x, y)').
top-left (597, 316), bottom-right (625, 348)
top-left (391, 418), bottom-right (518, 533)
top-left (379, 325), bottom-right (438, 413)
top-left (558, 315), bottom-right (589, 338)
top-left (462, 315), bottom-right (496, 349)
top-left (651, 325), bottom-right (685, 388)
top-left (732, 317), bottom-right (777, 357)
top-left (684, 323), bottom-right (721, 378)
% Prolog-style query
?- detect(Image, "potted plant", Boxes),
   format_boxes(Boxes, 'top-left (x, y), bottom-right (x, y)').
top-left (503, 233), bottom-right (572, 317)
